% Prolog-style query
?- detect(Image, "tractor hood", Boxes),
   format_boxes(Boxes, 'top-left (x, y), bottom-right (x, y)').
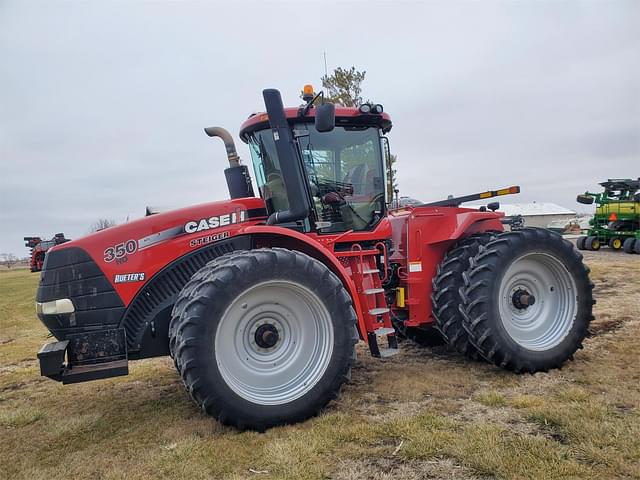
top-left (42, 197), bottom-right (267, 306)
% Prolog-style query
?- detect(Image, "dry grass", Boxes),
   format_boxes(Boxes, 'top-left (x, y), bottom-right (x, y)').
top-left (0, 250), bottom-right (639, 479)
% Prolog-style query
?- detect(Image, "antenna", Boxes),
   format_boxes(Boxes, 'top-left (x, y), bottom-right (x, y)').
top-left (323, 51), bottom-right (328, 79)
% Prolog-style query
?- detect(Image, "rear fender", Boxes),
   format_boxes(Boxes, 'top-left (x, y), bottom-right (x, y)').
top-left (410, 208), bottom-right (504, 245)
top-left (402, 208), bottom-right (505, 325)
top-left (239, 225), bottom-right (368, 341)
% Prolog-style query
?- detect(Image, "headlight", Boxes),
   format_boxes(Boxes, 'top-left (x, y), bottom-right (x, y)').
top-left (36, 299), bottom-right (75, 315)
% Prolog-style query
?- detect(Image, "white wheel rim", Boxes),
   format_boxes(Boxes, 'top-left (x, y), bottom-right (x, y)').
top-left (214, 280), bottom-right (334, 405)
top-left (498, 252), bottom-right (578, 351)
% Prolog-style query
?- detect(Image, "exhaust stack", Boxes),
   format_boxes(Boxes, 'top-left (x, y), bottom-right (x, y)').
top-left (204, 126), bottom-right (254, 199)
top-left (205, 126), bottom-right (241, 167)
top-left (262, 88), bottom-right (312, 225)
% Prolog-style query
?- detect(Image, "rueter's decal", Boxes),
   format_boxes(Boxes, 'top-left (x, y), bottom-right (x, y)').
top-left (184, 211), bottom-right (246, 234)
top-left (114, 272), bottom-right (146, 283)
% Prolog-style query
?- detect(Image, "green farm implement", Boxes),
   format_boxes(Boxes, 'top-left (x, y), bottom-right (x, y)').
top-left (577, 178), bottom-right (640, 254)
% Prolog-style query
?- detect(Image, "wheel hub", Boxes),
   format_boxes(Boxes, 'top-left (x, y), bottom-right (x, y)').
top-left (498, 252), bottom-right (578, 351)
top-left (214, 280), bottom-right (334, 405)
top-left (255, 323), bottom-right (280, 348)
top-left (511, 288), bottom-right (536, 309)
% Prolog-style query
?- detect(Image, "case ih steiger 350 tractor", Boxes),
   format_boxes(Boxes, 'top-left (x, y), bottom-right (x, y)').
top-left (36, 87), bottom-right (594, 430)
top-left (576, 178), bottom-right (640, 254)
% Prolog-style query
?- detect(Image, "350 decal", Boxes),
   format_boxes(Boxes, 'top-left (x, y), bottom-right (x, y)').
top-left (104, 239), bottom-right (138, 263)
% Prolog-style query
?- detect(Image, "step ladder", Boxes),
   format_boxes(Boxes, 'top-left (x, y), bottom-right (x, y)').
top-left (338, 248), bottom-right (399, 358)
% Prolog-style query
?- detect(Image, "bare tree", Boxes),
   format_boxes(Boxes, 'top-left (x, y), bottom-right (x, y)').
top-left (90, 218), bottom-right (117, 232)
top-left (321, 66), bottom-right (367, 107)
top-left (0, 253), bottom-right (18, 268)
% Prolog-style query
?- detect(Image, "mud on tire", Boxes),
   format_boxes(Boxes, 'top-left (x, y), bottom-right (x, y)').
top-left (169, 248), bottom-right (358, 430)
top-left (460, 228), bottom-right (594, 373)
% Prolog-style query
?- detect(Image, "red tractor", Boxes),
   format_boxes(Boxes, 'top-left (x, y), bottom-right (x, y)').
top-left (24, 233), bottom-right (70, 272)
top-left (36, 88), bottom-right (593, 430)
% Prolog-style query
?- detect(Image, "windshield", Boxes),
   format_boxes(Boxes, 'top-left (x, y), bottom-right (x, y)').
top-left (248, 124), bottom-right (386, 232)
top-left (298, 124), bottom-right (385, 232)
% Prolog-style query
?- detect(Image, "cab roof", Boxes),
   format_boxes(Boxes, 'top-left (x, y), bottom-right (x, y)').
top-left (239, 106), bottom-right (392, 142)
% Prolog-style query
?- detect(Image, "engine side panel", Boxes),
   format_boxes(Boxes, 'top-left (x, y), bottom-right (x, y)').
top-left (45, 197), bottom-right (266, 306)
top-left (36, 198), bottom-right (267, 352)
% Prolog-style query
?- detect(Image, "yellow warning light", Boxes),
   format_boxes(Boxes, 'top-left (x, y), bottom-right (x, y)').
top-left (302, 84), bottom-right (315, 102)
top-left (496, 186), bottom-right (521, 196)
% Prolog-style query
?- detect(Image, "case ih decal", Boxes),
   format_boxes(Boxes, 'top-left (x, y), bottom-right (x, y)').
top-left (103, 210), bottom-right (249, 264)
top-left (183, 210), bottom-right (246, 234)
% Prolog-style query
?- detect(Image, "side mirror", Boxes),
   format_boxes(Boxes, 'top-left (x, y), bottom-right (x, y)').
top-left (315, 103), bottom-right (335, 133)
top-left (577, 194), bottom-right (594, 205)
top-left (487, 201), bottom-right (500, 212)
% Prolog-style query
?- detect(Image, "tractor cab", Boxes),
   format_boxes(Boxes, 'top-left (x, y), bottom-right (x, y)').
top-left (239, 87), bottom-right (392, 234)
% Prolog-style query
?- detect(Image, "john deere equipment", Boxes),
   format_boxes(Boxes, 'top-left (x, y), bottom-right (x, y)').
top-left (576, 178), bottom-right (640, 254)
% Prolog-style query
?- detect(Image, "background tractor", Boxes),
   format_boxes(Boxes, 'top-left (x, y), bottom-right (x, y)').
top-left (24, 233), bottom-right (70, 272)
top-left (576, 178), bottom-right (640, 254)
top-left (34, 87), bottom-right (594, 430)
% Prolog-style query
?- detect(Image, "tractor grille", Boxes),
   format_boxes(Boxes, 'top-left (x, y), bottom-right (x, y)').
top-left (120, 236), bottom-right (250, 351)
top-left (37, 247), bottom-right (125, 338)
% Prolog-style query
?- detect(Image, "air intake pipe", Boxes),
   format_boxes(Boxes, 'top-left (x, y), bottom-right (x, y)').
top-left (204, 126), bottom-right (254, 199)
top-left (262, 88), bottom-right (312, 225)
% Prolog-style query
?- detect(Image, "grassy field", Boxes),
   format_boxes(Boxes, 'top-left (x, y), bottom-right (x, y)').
top-left (1, 250), bottom-right (639, 480)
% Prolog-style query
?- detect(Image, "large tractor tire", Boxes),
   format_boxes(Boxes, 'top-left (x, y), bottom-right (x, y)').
top-left (622, 237), bottom-right (636, 254)
top-left (609, 237), bottom-right (623, 251)
top-left (169, 248), bottom-right (358, 430)
top-left (460, 228), bottom-right (594, 373)
top-left (576, 236), bottom-right (587, 251)
top-left (431, 232), bottom-right (497, 359)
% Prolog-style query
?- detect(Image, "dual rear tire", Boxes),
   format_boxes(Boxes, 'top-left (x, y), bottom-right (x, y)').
top-left (623, 237), bottom-right (638, 254)
top-left (584, 236), bottom-right (601, 251)
top-left (431, 232), bottom-right (496, 359)
top-left (433, 228), bottom-right (594, 372)
top-left (577, 235), bottom-right (601, 251)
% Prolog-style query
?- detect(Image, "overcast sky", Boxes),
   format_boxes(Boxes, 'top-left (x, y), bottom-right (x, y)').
top-left (1, 0), bottom-right (638, 255)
